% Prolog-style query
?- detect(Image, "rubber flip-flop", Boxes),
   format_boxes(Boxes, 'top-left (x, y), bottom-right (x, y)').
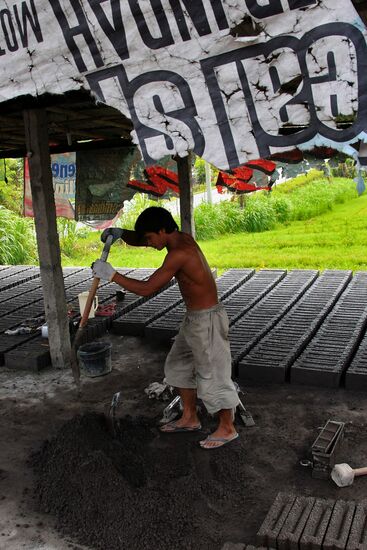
top-left (160, 421), bottom-right (202, 433)
top-left (199, 432), bottom-right (239, 449)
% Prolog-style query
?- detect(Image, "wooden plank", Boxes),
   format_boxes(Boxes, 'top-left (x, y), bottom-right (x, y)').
top-left (23, 108), bottom-right (72, 370)
top-left (176, 152), bottom-right (195, 237)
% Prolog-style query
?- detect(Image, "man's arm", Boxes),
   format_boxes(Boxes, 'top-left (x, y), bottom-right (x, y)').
top-left (112, 249), bottom-right (185, 296)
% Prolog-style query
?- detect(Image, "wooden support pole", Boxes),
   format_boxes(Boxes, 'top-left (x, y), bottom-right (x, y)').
top-left (23, 108), bottom-right (72, 369)
top-left (176, 152), bottom-right (195, 238)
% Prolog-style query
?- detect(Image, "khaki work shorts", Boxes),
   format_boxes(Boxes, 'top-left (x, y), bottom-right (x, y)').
top-left (164, 304), bottom-right (240, 415)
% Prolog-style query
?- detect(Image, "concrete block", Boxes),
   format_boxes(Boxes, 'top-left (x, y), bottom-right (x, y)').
top-left (299, 498), bottom-right (335, 550)
top-left (346, 499), bottom-right (367, 550)
top-left (277, 496), bottom-right (315, 550)
top-left (323, 499), bottom-right (356, 550)
top-left (345, 369), bottom-right (367, 391)
top-left (220, 543), bottom-right (246, 550)
top-left (256, 493), bottom-right (296, 548)
top-left (5, 347), bottom-right (51, 372)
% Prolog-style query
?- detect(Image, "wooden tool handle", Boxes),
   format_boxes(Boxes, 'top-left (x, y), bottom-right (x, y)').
top-left (79, 277), bottom-right (100, 329)
top-left (78, 235), bottom-right (113, 329)
top-left (354, 467), bottom-right (367, 477)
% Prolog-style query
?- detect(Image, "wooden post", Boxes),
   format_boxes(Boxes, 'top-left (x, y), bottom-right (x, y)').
top-left (204, 160), bottom-right (212, 204)
top-left (176, 152), bottom-right (195, 238)
top-left (23, 108), bottom-right (72, 369)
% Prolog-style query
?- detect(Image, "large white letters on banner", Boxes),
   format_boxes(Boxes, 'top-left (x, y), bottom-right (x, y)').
top-left (0, 1), bottom-right (366, 169)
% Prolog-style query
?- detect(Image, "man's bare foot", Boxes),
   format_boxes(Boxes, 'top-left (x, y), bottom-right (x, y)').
top-left (199, 431), bottom-right (238, 449)
top-left (160, 414), bottom-right (201, 433)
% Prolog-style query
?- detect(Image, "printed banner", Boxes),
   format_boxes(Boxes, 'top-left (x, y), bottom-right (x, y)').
top-left (24, 152), bottom-right (75, 219)
top-left (216, 159), bottom-right (277, 194)
top-left (75, 147), bottom-right (137, 223)
top-left (3, 1), bottom-right (367, 171)
top-left (128, 155), bottom-right (179, 196)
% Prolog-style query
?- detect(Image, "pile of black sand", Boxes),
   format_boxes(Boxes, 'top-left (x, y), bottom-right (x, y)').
top-left (30, 412), bottom-right (249, 550)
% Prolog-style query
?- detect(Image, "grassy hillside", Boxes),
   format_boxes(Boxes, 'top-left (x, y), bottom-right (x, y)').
top-left (63, 190), bottom-right (367, 272)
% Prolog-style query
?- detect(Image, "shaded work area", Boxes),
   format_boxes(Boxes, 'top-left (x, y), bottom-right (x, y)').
top-left (1, 329), bottom-right (367, 550)
top-left (2, 265), bottom-right (367, 391)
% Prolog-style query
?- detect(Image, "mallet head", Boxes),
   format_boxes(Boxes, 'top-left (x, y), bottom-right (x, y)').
top-left (331, 463), bottom-right (354, 487)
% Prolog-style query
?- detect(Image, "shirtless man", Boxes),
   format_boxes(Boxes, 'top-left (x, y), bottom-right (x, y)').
top-left (92, 206), bottom-right (239, 449)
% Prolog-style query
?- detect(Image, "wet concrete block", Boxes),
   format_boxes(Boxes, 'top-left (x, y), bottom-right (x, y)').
top-left (291, 363), bottom-right (342, 388)
top-left (112, 319), bottom-right (145, 336)
top-left (299, 498), bottom-right (335, 550)
top-left (145, 325), bottom-right (178, 342)
top-left (239, 358), bottom-right (288, 384)
top-left (220, 543), bottom-right (246, 550)
top-left (4, 346), bottom-right (51, 372)
top-left (323, 499), bottom-right (356, 550)
top-left (345, 369), bottom-right (367, 391)
top-left (346, 499), bottom-right (367, 550)
top-left (277, 496), bottom-right (315, 550)
top-left (256, 493), bottom-right (296, 548)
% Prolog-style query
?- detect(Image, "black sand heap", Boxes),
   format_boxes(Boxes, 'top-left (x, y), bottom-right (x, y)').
top-left (31, 413), bottom-right (248, 550)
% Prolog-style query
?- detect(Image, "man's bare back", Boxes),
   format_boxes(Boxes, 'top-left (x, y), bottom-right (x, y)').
top-left (166, 232), bottom-right (218, 310)
top-left (100, 229), bottom-right (218, 311)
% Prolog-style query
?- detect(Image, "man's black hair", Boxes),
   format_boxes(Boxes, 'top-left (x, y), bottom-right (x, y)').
top-left (134, 206), bottom-right (179, 236)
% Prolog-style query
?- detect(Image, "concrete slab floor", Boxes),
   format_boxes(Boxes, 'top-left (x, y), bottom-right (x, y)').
top-left (0, 332), bottom-right (367, 550)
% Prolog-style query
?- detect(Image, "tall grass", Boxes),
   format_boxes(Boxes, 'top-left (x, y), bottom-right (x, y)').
top-left (0, 206), bottom-right (37, 264)
top-left (58, 219), bottom-right (90, 258)
top-left (285, 178), bottom-right (357, 221)
top-left (195, 176), bottom-right (358, 240)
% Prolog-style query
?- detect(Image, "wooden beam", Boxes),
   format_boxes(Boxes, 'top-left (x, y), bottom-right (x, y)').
top-left (0, 137), bottom-right (133, 159)
top-left (23, 108), bottom-right (72, 370)
top-left (176, 152), bottom-right (195, 238)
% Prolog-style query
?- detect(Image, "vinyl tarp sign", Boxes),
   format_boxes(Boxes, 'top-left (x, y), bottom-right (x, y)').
top-left (24, 152), bottom-right (75, 219)
top-left (1, 1), bottom-right (367, 170)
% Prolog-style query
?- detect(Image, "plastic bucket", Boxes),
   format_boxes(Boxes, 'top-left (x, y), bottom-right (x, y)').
top-left (77, 341), bottom-right (112, 378)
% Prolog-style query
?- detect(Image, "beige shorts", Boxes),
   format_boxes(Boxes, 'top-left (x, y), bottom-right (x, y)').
top-left (164, 304), bottom-right (239, 415)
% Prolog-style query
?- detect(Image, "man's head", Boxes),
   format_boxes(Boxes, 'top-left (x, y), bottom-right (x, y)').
top-left (135, 207), bottom-right (179, 249)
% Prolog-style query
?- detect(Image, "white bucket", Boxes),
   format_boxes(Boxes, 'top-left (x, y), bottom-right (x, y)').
top-left (78, 292), bottom-right (98, 319)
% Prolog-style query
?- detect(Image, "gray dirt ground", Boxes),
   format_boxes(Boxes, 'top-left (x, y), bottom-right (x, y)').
top-left (0, 332), bottom-right (367, 550)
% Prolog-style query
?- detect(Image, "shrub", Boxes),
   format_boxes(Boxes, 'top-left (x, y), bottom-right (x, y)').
top-left (271, 195), bottom-right (291, 223)
top-left (0, 159), bottom-right (24, 214)
top-left (0, 206), bottom-right (37, 264)
top-left (242, 194), bottom-right (277, 232)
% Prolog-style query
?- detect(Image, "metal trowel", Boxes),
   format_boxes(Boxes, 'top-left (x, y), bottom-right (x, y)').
top-left (234, 382), bottom-right (255, 427)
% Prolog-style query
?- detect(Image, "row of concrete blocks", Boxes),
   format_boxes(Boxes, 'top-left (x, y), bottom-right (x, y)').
top-left (0, 268), bottom-right (93, 330)
top-left (0, 268), bottom-right (166, 371)
top-left (236, 271), bottom-right (358, 386)
top-left (228, 270), bottom-right (321, 364)
top-left (256, 492), bottom-right (367, 550)
top-left (0, 265), bottom-right (39, 290)
top-left (110, 268), bottom-right (367, 390)
top-left (132, 269), bottom-right (288, 340)
top-left (112, 268), bottom-right (255, 336)
top-left (282, 273), bottom-right (367, 389)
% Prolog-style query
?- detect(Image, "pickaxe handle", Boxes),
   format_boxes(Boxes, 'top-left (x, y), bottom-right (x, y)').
top-left (79, 235), bottom-right (113, 328)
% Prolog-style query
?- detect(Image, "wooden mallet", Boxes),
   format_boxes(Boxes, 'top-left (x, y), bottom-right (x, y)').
top-left (331, 463), bottom-right (367, 487)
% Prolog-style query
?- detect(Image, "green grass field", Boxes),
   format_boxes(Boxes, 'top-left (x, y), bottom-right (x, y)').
top-left (63, 191), bottom-right (367, 272)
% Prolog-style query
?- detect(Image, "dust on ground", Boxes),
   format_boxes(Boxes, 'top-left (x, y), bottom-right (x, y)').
top-left (0, 333), bottom-right (366, 550)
